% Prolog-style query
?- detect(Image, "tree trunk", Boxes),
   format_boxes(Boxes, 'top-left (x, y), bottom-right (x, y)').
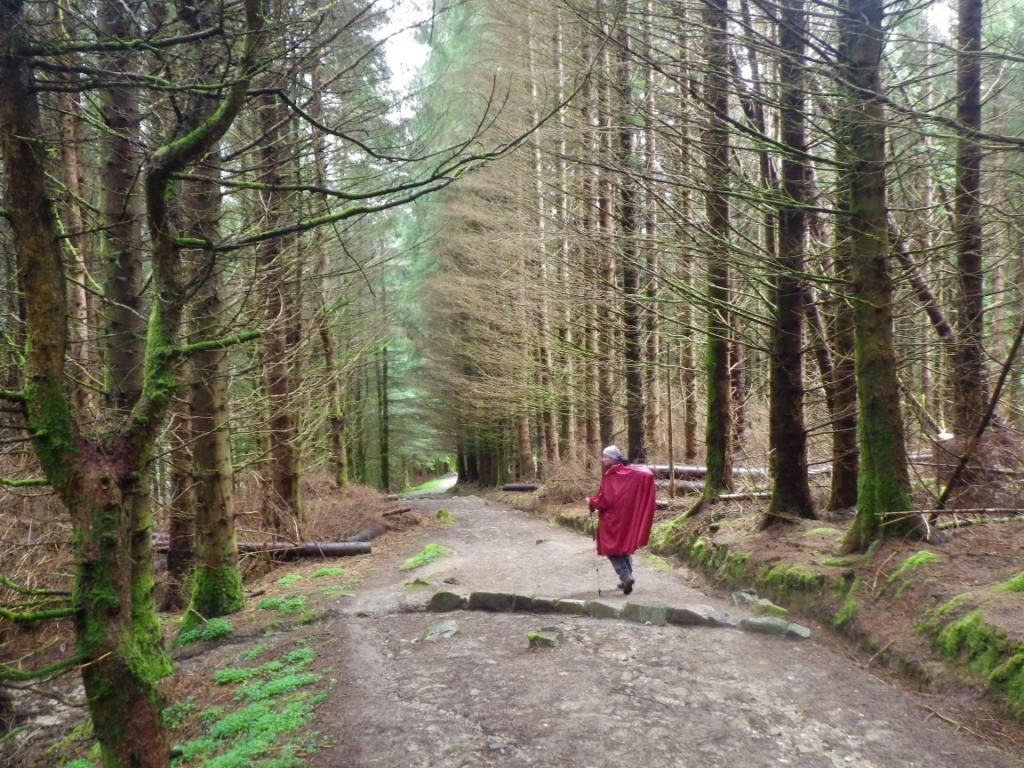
top-left (98, 0), bottom-right (146, 416)
top-left (952, 0), bottom-right (987, 437)
top-left (837, 0), bottom-right (919, 552)
top-left (701, 0), bottom-right (733, 496)
top-left (257, 94), bottom-right (302, 533)
top-left (616, 0), bottom-right (647, 462)
top-left (764, 0), bottom-right (814, 526)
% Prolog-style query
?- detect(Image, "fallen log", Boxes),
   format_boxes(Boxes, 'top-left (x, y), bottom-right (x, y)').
top-left (345, 525), bottom-right (388, 543)
top-left (382, 505), bottom-right (412, 517)
top-left (153, 540), bottom-right (370, 558)
top-left (655, 479), bottom-right (704, 494)
top-left (645, 464), bottom-right (769, 481)
top-left (502, 483), bottom-right (538, 492)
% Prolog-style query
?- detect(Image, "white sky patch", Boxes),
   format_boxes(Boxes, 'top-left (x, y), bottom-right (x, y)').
top-left (379, 0), bottom-right (433, 98)
top-left (924, 0), bottom-right (955, 39)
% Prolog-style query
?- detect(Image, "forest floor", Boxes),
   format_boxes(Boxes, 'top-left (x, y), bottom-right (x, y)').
top-left (17, 489), bottom-right (1024, 767)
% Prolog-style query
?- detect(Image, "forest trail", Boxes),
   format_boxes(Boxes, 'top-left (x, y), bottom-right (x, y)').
top-left (308, 495), bottom-right (1023, 768)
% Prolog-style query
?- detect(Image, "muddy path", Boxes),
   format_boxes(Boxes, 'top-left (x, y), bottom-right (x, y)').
top-left (309, 494), bottom-right (1022, 768)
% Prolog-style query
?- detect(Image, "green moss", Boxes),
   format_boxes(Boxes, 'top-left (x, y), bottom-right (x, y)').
top-left (399, 544), bottom-right (450, 571)
top-left (176, 618), bottom-right (234, 647)
top-left (648, 514), bottom-right (689, 553)
top-left (717, 552), bottom-right (749, 584)
top-left (937, 610), bottom-right (1003, 676)
top-left (258, 595), bottom-right (307, 615)
top-left (688, 537), bottom-right (710, 565)
top-left (756, 563), bottom-right (824, 595)
top-left (989, 651), bottom-right (1024, 716)
top-left (275, 574), bottom-right (304, 587)
top-left (821, 558), bottom-right (852, 567)
top-left (436, 509), bottom-right (452, 523)
top-left (993, 572), bottom-right (1024, 593)
top-left (310, 567), bottom-right (345, 579)
top-left (23, 376), bottom-right (76, 492)
top-left (834, 578), bottom-right (861, 629)
top-left (240, 644), bottom-right (270, 661)
top-left (64, 761), bottom-right (95, 768)
top-left (182, 563), bottom-right (244, 633)
top-left (886, 551), bottom-right (938, 584)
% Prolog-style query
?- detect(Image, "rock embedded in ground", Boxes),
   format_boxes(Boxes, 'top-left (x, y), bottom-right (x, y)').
top-left (468, 591), bottom-right (517, 612)
top-left (623, 602), bottom-right (669, 626)
top-left (554, 599), bottom-right (588, 616)
top-left (740, 616), bottom-right (791, 636)
top-left (585, 600), bottom-right (621, 620)
top-left (529, 596), bottom-right (558, 613)
top-left (786, 623), bottom-right (812, 639)
top-left (667, 604), bottom-right (721, 626)
top-left (423, 619), bottom-right (460, 640)
top-left (732, 589), bottom-right (759, 608)
top-left (527, 627), bottom-right (564, 649)
top-left (754, 598), bottom-right (788, 617)
top-left (427, 590), bottom-right (466, 612)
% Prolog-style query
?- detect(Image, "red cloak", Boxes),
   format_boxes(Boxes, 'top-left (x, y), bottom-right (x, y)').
top-left (588, 463), bottom-right (656, 556)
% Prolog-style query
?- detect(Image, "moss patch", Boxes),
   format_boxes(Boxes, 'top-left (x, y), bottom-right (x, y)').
top-left (258, 595), bottom-right (307, 616)
top-left (886, 551), bottom-right (938, 584)
top-left (176, 618), bottom-right (234, 647)
top-left (275, 574), bottom-right (304, 587)
top-left (399, 544), bottom-right (451, 571)
top-left (993, 572), bottom-right (1024, 593)
top-left (834, 579), bottom-right (861, 629)
top-left (310, 567), bottom-right (345, 579)
top-left (643, 554), bottom-right (673, 572)
top-left (172, 646), bottom-right (329, 767)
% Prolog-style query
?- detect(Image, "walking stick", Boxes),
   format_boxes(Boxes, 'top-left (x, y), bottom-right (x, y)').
top-left (590, 506), bottom-right (602, 597)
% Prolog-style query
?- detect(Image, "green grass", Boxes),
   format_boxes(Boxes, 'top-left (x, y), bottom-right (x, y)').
top-left (275, 574), bottom-right (304, 587)
top-left (400, 544), bottom-right (450, 571)
top-left (403, 476), bottom-right (453, 494)
top-left (886, 551), bottom-right (939, 584)
top-left (258, 595), bottom-right (308, 615)
top-left (310, 567), bottom-right (345, 579)
top-left (173, 646), bottom-right (330, 767)
top-left (176, 618), bottom-right (235, 647)
top-left (993, 572), bottom-right (1024, 593)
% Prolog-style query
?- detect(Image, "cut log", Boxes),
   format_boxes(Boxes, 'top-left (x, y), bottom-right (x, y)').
top-left (655, 499), bottom-right (669, 510)
top-left (382, 506), bottom-right (412, 517)
top-left (502, 483), bottom-right (539, 492)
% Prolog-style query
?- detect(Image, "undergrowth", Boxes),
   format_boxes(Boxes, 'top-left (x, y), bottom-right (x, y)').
top-left (400, 543), bottom-right (450, 571)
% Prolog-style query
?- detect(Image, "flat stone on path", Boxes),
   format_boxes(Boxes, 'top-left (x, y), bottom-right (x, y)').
top-left (554, 599), bottom-right (588, 616)
top-left (667, 604), bottom-right (724, 627)
top-left (468, 591), bottom-right (516, 612)
top-left (585, 600), bottom-right (621, 620)
top-left (622, 602), bottom-right (669, 626)
top-left (786, 622), bottom-right (812, 639)
top-left (422, 619), bottom-right (460, 640)
top-left (427, 590), bottom-right (466, 612)
top-left (529, 596), bottom-right (558, 613)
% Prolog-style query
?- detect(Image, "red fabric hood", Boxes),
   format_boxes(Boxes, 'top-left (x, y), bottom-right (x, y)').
top-left (588, 464), bottom-right (656, 556)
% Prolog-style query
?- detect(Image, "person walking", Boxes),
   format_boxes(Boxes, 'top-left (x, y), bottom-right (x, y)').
top-left (588, 445), bottom-right (656, 594)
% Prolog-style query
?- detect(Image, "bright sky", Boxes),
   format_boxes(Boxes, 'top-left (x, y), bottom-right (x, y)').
top-left (379, 0), bottom-right (433, 97)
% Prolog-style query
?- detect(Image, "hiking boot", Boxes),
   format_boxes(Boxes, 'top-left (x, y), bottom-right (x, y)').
top-left (617, 578), bottom-right (634, 595)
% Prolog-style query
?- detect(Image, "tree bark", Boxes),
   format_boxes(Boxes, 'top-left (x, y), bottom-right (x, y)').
top-left (764, 0), bottom-right (814, 526)
top-left (701, 0), bottom-right (733, 496)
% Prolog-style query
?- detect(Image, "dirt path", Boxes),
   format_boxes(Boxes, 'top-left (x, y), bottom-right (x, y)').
top-left (310, 494), bottom-right (1022, 768)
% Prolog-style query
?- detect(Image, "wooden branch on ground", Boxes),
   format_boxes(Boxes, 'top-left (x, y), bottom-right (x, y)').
top-left (382, 506), bottom-right (412, 517)
top-left (919, 508), bottom-right (1024, 516)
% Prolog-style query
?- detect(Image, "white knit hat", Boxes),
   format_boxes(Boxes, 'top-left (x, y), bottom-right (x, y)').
top-left (602, 445), bottom-right (623, 460)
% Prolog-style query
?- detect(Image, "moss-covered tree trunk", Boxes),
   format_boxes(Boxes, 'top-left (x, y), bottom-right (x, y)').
top-left (836, 0), bottom-right (924, 552)
top-left (701, 0), bottom-right (733, 497)
top-left (183, 162), bottom-right (244, 629)
top-left (765, 0), bottom-right (815, 526)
